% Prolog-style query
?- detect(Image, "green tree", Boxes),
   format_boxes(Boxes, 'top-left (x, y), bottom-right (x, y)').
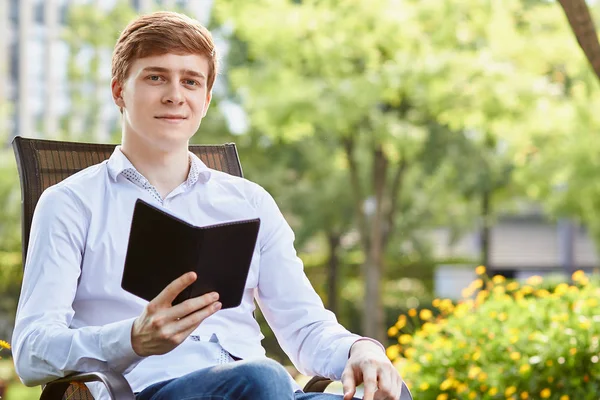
top-left (214, 0), bottom-right (554, 341)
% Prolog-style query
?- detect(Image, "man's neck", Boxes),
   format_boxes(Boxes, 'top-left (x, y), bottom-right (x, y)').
top-left (121, 137), bottom-right (190, 199)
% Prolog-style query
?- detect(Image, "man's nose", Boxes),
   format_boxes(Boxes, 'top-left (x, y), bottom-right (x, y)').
top-left (162, 83), bottom-right (185, 105)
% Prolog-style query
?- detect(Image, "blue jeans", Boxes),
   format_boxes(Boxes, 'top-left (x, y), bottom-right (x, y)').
top-left (135, 359), bottom-right (360, 400)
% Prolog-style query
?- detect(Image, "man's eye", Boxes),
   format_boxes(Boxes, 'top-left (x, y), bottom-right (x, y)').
top-left (148, 75), bottom-right (161, 81)
top-left (184, 79), bottom-right (198, 86)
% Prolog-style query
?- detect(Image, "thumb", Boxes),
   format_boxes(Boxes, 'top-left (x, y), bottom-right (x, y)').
top-left (342, 368), bottom-right (357, 400)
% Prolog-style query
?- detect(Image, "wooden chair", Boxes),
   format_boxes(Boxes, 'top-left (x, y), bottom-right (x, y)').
top-left (12, 136), bottom-right (346, 400)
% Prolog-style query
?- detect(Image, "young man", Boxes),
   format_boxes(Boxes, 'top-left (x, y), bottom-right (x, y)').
top-left (12, 11), bottom-right (407, 400)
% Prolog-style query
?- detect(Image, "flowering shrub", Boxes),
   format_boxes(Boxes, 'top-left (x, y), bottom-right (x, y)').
top-left (387, 268), bottom-right (600, 400)
top-left (0, 340), bottom-right (9, 356)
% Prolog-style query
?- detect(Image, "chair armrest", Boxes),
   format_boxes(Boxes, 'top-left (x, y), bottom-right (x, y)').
top-left (303, 376), bottom-right (333, 392)
top-left (302, 376), bottom-right (413, 399)
top-left (40, 371), bottom-right (135, 400)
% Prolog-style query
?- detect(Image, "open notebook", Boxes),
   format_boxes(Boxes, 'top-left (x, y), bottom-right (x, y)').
top-left (121, 199), bottom-right (261, 308)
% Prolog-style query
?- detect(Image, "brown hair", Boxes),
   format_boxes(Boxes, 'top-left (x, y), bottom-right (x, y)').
top-left (112, 11), bottom-right (218, 90)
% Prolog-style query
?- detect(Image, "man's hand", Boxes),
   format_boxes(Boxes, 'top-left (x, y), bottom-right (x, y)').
top-left (342, 340), bottom-right (403, 400)
top-left (131, 272), bottom-right (222, 357)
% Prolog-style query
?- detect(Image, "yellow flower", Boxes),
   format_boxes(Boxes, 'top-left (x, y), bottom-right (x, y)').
top-left (395, 320), bottom-right (406, 330)
top-left (399, 334), bottom-right (412, 345)
top-left (0, 340), bottom-right (10, 350)
top-left (519, 364), bottom-right (530, 374)
top-left (386, 345), bottom-right (400, 360)
top-left (432, 298), bottom-right (441, 307)
top-left (560, 395), bottom-right (570, 400)
top-left (488, 387), bottom-right (498, 396)
top-left (419, 382), bottom-right (430, 391)
top-left (492, 275), bottom-right (506, 284)
top-left (436, 394), bottom-right (448, 400)
top-left (569, 348), bottom-right (577, 356)
top-left (493, 286), bottom-right (506, 295)
top-left (536, 289), bottom-right (550, 298)
top-left (408, 308), bottom-right (417, 317)
top-left (541, 388), bottom-right (551, 398)
top-left (505, 386), bottom-right (517, 397)
top-left (498, 312), bottom-right (507, 321)
top-left (387, 327), bottom-right (398, 337)
top-left (506, 281), bottom-right (520, 291)
top-left (579, 320), bottom-right (591, 329)
top-left (462, 287), bottom-right (474, 298)
top-left (476, 265), bottom-right (486, 275)
top-left (545, 360), bottom-right (553, 367)
top-left (472, 351), bottom-right (481, 361)
top-left (510, 336), bottom-right (519, 344)
top-left (521, 285), bottom-right (534, 294)
top-left (554, 283), bottom-right (569, 295)
top-left (510, 352), bottom-right (521, 361)
top-left (547, 377), bottom-right (554, 383)
top-left (419, 309), bottom-right (433, 321)
top-left (457, 383), bottom-right (468, 393)
top-left (526, 275), bottom-right (543, 286)
top-left (468, 366), bottom-right (481, 379)
top-left (478, 372), bottom-right (488, 382)
top-left (473, 279), bottom-right (483, 289)
top-left (440, 378), bottom-right (453, 391)
top-left (468, 392), bottom-right (477, 399)
top-left (572, 270), bottom-right (585, 282)
top-left (586, 298), bottom-right (598, 307)
top-left (521, 392), bottom-right (529, 399)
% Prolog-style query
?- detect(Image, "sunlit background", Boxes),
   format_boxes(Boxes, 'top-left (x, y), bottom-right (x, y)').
top-left (1, 0), bottom-right (600, 399)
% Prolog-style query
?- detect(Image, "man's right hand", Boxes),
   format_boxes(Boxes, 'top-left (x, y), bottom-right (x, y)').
top-left (131, 271), bottom-right (222, 357)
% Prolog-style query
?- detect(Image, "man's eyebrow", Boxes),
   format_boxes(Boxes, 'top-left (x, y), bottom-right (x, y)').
top-left (141, 66), bottom-right (207, 80)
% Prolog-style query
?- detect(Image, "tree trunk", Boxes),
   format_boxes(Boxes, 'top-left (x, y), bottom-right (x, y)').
top-left (362, 146), bottom-right (388, 343)
top-left (326, 232), bottom-right (341, 314)
top-left (480, 188), bottom-right (491, 267)
top-left (558, 0), bottom-right (600, 83)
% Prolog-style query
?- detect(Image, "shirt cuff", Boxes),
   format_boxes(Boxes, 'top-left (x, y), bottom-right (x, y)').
top-left (327, 335), bottom-right (361, 380)
top-left (349, 337), bottom-right (386, 356)
top-left (99, 317), bottom-right (145, 374)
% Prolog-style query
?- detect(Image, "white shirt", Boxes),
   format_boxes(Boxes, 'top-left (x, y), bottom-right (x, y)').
top-left (12, 147), bottom-right (371, 399)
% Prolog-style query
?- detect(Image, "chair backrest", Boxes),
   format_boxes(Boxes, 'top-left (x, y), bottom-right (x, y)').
top-left (12, 136), bottom-right (243, 266)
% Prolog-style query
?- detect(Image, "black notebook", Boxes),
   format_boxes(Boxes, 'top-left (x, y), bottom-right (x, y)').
top-left (121, 199), bottom-right (261, 309)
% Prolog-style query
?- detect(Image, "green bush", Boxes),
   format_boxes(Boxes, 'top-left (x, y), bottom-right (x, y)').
top-left (388, 267), bottom-right (600, 400)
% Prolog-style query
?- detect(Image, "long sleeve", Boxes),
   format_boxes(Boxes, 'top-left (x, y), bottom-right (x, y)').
top-left (253, 186), bottom-right (363, 380)
top-left (11, 186), bottom-right (143, 387)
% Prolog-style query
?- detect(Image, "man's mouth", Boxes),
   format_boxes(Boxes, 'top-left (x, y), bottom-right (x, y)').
top-left (155, 115), bottom-right (187, 122)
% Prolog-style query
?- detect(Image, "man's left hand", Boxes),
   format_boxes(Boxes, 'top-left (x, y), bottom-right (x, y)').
top-left (341, 340), bottom-right (403, 400)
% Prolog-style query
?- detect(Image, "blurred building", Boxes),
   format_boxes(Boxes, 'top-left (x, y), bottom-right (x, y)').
top-left (433, 213), bottom-right (599, 299)
top-left (0, 0), bottom-right (213, 142)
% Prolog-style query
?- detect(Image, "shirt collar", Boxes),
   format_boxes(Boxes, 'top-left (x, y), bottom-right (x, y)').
top-left (107, 146), bottom-right (212, 185)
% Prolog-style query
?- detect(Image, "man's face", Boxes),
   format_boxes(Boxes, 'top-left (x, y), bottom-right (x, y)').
top-left (112, 52), bottom-right (212, 150)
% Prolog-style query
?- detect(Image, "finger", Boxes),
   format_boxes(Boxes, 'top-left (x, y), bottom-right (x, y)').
top-left (379, 366), bottom-right (402, 400)
top-left (172, 301), bottom-right (222, 336)
top-left (361, 365), bottom-right (378, 400)
top-left (341, 368), bottom-right (357, 400)
top-left (168, 291), bottom-right (220, 319)
top-left (375, 368), bottom-right (395, 400)
top-left (153, 272), bottom-right (197, 306)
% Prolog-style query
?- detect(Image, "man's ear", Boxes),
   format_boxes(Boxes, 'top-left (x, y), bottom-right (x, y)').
top-left (111, 78), bottom-right (126, 110)
top-left (203, 91), bottom-right (213, 117)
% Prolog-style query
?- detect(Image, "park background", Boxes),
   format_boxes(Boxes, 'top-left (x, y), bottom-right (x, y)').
top-left (1, 0), bottom-right (600, 398)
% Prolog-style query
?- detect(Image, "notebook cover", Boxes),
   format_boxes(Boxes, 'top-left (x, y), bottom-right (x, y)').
top-left (121, 199), bottom-right (260, 308)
